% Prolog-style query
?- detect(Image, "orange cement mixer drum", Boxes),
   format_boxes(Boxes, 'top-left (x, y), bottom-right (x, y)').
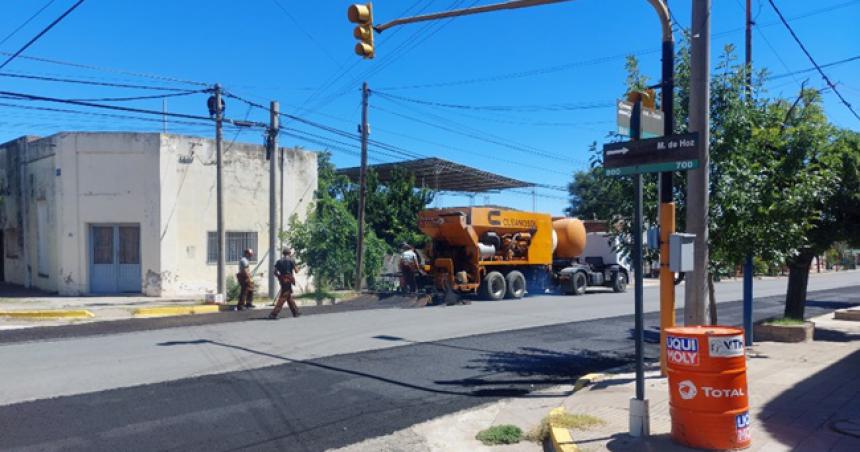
top-left (552, 218), bottom-right (586, 258)
top-left (665, 326), bottom-right (751, 450)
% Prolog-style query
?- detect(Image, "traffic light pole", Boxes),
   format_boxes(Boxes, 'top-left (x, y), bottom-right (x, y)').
top-left (629, 99), bottom-right (649, 437)
top-left (354, 82), bottom-right (370, 292)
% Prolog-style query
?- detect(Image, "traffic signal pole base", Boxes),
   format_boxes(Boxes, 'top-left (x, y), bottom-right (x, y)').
top-left (629, 398), bottom-right (651, 437)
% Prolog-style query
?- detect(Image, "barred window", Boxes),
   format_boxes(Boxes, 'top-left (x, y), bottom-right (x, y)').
top-left (207, 231), bottom-right (258, 264)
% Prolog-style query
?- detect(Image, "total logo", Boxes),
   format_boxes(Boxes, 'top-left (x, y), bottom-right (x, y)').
top-left (677, 380), bottom-right (746, 400)
top-left (709, 334), bottom-right (745, 358)
top-left (666, 336), bottom-right (699, 366)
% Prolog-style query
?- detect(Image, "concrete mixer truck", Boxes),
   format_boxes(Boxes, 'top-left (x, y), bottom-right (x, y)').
top-left (416, 207), bottom-right (629, 300)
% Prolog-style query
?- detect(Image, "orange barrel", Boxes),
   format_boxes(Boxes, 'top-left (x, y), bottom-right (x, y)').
top-left (665, 326), bottom-right (751, 450)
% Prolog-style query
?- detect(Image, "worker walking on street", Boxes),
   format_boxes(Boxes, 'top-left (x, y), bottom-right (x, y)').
top-left (269, 248), bottom-right (301, 319)
top-left (236, 248), bottom-right (256, 310)
top-left (399, 242), bottom-right (419, 294)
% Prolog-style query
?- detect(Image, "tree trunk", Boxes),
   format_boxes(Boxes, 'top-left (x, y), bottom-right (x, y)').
top-left (708, 272), bottom-right (718, 325)
top-left (785, 250), bottom-right (815, 320)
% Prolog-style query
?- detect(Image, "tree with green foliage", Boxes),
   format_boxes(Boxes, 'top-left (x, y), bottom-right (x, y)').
top-left (284, 153), bottom-right (387, 291)
top-left (567, 38), bottom-right (852, 319)
top-left (284, 153), bottom-right (435, 291)
top-left (783, 129), bottom-right (860, 318)
top-left (343, 166), bottom-right (434, 249)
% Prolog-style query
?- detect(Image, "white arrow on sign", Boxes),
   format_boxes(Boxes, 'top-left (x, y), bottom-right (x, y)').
top-left (606, 147), bottom-right (630, 156)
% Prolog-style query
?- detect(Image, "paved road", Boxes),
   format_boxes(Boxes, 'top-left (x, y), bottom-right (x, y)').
top-left (0, 273), bottom-right (857, 451)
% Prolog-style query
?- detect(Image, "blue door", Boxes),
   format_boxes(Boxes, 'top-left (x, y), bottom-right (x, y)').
top-left (90, 225), bottom-right (141, 294)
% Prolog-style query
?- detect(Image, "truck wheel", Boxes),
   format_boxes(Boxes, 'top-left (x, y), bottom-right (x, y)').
top-left (572, 272), bottom-right (587, 296)
top-left (613, 271), bottom-right (628, 293)
top-left (505, 271), bottom-right (526, 299)
top-left (479, 271), bottom-right (507, 300)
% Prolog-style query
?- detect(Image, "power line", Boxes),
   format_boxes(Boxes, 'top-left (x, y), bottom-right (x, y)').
top-left (372, 96), bottom-right (582, 164)
top-left (268, 0), bottom-right (342, 69)
top-left (765, 0), bottom-right (860, 122)
top-left (0, 0), bottom-right (86, 71)
top-left (373, 90), bottom-right (614, 112)
top-left (770, 54), bottom-right (860, 80)
top-left (0, 52), bottom-right (209, 87)
top-left (67, 90), bottom-right (204, 102)
top-left (222, 90), bottom-right (574, 190)
top-left (0, 71), bottom-right (196, 91)
top-left (0, 88), bottom-right (265, 128)
top-left (0, 0), bottom-right (59, 47)
top-left (0, 101), bottom-right (223, 129)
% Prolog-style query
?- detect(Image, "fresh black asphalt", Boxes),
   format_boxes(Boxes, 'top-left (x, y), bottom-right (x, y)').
top-left (1, 286), bottom-right (857, 451)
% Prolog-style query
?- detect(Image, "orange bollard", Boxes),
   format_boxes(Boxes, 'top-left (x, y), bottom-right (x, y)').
top-left (665, 326), bottom-right (751, 450)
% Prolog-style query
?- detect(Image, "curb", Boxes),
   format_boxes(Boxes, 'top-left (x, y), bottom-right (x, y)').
top-left (132, 305), bottom-right (223, 318)
top-left (547, 364), bottom-right (642, 452)
top-left (548, 407), bottom-right (579, 452)
top-left (0, 309), bottom-right (95, 320)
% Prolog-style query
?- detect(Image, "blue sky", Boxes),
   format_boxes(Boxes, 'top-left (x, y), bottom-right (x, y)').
top-left (1, 0), bottom-right (858, 215)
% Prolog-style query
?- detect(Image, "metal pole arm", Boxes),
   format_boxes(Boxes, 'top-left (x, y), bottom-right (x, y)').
top-left (646, 0), bottom-right (673, 43)
top-left (375, 0), bottom-right (574, 32)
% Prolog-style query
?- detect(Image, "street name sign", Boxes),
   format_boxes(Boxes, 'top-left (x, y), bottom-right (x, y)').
top-left (602, 132), bottom-right (700, 176)
top-left (616, 100), bottom-right (664, 139)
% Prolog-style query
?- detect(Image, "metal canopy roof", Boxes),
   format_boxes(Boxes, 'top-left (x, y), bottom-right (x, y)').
top-left (336, 157), bottom-right (534, 193)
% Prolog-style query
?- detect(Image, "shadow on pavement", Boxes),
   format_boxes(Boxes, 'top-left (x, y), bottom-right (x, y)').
top-left (813, 327), bottom-right (860, 342)
top-left (157, 338), bottom-right (579, 399)
top-left (759, 349), bottom-right (860, 450)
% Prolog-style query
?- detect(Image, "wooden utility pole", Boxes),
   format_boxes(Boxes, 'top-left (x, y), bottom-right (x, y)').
top-left (685, 0), bottom-right (710, 325)
top-left (354, 82), bottom-right (370, 292)
top-left (214, 84), bottom-right (226, 294)
top-left (268, 101), bottom-right (279, 299)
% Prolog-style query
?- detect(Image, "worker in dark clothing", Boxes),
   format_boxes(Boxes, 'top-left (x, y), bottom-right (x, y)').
top-left (399, 242), bottom-right (419, 293)
top-left (236, 248), bottom-right (255, 310)
top-left (269, 248), bottom-right (301, 319)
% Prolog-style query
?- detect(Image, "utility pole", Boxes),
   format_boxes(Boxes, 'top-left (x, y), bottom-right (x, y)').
top-left (268, 101), bottom-right (279, 299)
top-left (354, 82), bottom-right (370, 292)
top-left (743, 0), bottom-right (754, 346)
top-left (685, 0), bottom-right (710, 325)
top-left (162, 98), bottom-right (167, 133)
top-left (214, 84), bottom-right (226, 295)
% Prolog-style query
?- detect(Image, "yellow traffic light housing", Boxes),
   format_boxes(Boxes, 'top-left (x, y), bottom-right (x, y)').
top-left (348, 3), bottom-right (375, 59)
top-left (627, 89), bottom-right (656, 109)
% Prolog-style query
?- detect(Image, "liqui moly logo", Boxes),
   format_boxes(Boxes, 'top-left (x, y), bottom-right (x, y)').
top-left (736, 411), bottom-right (751, 442)
top-left (709, 334), bottom-right (745, 358)
top-left (666, 336), bottom-right (699, 366)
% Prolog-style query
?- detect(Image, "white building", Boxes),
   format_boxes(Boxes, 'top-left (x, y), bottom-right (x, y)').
top-left (0, 132), bottom-right (318, 297)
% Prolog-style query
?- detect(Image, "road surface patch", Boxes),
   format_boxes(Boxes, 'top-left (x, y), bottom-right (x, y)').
top-left (0, 309), bottom-right (94, 319)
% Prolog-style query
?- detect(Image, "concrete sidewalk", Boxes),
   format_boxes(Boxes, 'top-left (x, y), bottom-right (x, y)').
top-left (565, 311), bottom-right (860, 452)
top-left (334, 311), bottom-right (860, 452)
top-left (0, 287), bottom-right (350, 330)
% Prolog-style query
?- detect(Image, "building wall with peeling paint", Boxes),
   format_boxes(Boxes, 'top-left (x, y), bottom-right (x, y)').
top-left (0, 132), bottom-right (317, 297)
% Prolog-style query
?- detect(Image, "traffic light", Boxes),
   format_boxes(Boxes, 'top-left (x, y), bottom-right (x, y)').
top-left (348, 3), bottom-right (374, 59)
top-left (627, 89), bottom-right (656, 110)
